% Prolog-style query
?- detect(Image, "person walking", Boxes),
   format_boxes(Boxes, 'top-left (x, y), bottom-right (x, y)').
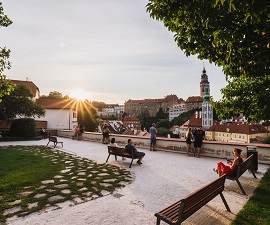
top-left (185, 128), bottom-right (193, 156)
top-left (193, 127), bottom-right (205, 158)
top-left (149, 123), bottom-right (157, 151)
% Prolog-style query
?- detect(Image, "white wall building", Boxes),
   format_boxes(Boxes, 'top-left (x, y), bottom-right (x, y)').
top-left (169, 104), bottom-right (185, 121)
top-left (36, 98), bottom-right (78, 130)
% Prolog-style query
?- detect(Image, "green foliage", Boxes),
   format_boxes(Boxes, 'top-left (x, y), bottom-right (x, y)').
top-left (92, 101), bottom-right (107, 111)
top-left (77, 100), bottom-right (99, 132)
top-left (157, 127), bottom-right (171, 137)
top-left (0, 84), bottom-right (45, 120)
top-left (231, 168), bottom-right (270, 225)
top-left (0, 3), bottom-right (14, 102)
top-left (155, 108), bottom-right (168, 120)
top-left (40, 91), bottom-right (69, 99)
top-left (263, 137), bottom-right (270, 144)
top-left (171, 108), bottom-right (201, 126)
top-left (156, 119), bottom-right (171, 129)
top-left (10, 118), bottom-right (36, 137)
top-left (211, 76), bottom-right (270, 122)
top-left (146, 0), bottom-right (270, 122)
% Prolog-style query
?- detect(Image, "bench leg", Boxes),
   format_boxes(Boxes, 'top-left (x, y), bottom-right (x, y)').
top-left (106, 154), bottom-right (111, 163)
top-left (129, 159), bottom-right (134, 168)
top-left (250, 170), bottom-right (257, 179)
top-left (46, 141), bottom-right (50, 146)
top-left (156, 217), bottom-right (161, 225)
top-left (220, 193), bottom-right (231, 212)
top-left (236, 179), bottom-right (247, 195)
top-left (54, 142), bottom-right (57, 148)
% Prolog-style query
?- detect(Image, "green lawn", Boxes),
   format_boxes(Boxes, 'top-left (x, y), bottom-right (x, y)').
top-left (231, 168), bottom-right (270, 225)
top-left (0, 145), bottom-right (132, 223)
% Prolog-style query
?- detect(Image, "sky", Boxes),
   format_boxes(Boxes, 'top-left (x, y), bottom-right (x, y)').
top-left (1, 0), bottom-right (228, 104)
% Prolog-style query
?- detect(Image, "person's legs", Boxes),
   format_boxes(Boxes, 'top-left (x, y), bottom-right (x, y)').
top-left (186, 144), bottom-right (190, 155)
top-left (152, 138), bottom-right (156, 151)
top-left (197, 147), bottom-right (201, 158)
top-left (136, 152), bottom-right (145, 164)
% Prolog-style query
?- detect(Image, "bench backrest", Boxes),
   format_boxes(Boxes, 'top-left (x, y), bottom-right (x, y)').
top-left (179, 175), bottom-right (226, 223)
top-left (49, 136), bottom-right (57, 142)
top-left (235, 154), bottom-right (253, 178)
top-left (107, 146), bottom-right (133, 158)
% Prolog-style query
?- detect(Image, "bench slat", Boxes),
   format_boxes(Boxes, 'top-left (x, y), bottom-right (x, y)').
top-left (155, 175), bottom-right (229, 225)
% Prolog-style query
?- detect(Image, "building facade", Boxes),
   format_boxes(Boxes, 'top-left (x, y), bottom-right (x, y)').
top-left (205, 123), bottom-right (270, 143)
top-left (169, 104), bottom-right (185, 121)
top-left (125, 94), bottom-right (183, 117)
top-left (36, 98), bottom-right (78, 130)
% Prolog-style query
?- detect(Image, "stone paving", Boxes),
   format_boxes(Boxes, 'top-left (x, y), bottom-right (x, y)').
top-left (0, 138), bottom-right (269, 225)
top-left (0, 145), bottom-right (132, 223)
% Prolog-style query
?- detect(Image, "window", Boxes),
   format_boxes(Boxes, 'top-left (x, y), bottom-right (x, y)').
top-left (73, 112), bottom-right (77, 118)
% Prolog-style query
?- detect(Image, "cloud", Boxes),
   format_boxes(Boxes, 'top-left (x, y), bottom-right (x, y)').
top-left (59, 43), bottom-right (67, 48)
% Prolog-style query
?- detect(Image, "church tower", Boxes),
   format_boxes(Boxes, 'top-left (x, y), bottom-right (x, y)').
top-left (200, 65), bottom-right (210, 98)
top-left (202, 92), bottom-right (213, 129)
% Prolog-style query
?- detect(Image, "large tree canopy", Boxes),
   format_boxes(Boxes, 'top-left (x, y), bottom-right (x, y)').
top-left (0, 84), bottom-right (45, 120)
top-left (147, 0), bottom-right (270, 121)
top-left (0, 2), bottom-right (15, 101)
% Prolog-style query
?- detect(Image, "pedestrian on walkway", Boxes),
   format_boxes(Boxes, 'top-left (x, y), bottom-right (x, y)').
top-left (193, 127), bottom-right (205, 157)
top-left (185, 128), bottom-right (193, 156)
top-left (149, 123), bottom-right (157, 151)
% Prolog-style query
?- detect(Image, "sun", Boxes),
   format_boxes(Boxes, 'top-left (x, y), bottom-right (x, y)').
top-left (70, 89), bottom-right (89, 101)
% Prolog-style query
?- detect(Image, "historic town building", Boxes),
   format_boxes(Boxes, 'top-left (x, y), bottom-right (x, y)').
top-left (124, 94), bottom-right (184, 117)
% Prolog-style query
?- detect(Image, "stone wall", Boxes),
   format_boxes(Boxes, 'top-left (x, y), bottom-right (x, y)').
top-left (58, 130), bottom-right (270, 165)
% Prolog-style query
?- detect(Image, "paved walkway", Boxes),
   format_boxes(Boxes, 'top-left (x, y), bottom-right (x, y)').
top-left (2, 137), bottom-right (268, 225)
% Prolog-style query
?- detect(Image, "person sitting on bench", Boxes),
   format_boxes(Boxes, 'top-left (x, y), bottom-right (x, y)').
top-left (125, 139), bottom-right (145, 165)
top-left (213, 148), bottom-right (243, 177)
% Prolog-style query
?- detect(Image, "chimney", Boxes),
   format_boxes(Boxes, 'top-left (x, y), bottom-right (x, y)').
top-left (195, 111), bottom-right (198, 118)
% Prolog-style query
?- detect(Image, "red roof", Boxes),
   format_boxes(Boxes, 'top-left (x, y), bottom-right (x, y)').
top-left (36, 98), bottom-right (77, 110)
top-left (207, 124), bottom-right (269, 135)
top-left (126, 94), bottom-right (180, 104)
top-left (185, 96), bottom-right (203, 103)
top-left (188, 111), bottom-right (202, 127)
top-left (123, 116), bottom-right (140, 122)
top-left (9, 79), bottom-right (39, 97)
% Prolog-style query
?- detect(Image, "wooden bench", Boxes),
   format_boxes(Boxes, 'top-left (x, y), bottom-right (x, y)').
top-left (226, 154), bottom-right (257, 195)
top-left (46, 136), bottom-right (63, 148)
top-left (155, 175), bottom-right (230, 225)
top-left (106, 146), bottom-right (140, 168)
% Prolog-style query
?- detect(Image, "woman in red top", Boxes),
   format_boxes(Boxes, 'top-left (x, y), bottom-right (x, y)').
top-left (213, 148), bottom-right (243, 177)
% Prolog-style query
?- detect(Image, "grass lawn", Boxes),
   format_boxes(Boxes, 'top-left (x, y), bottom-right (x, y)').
top-left (231, 168), bottom-right (270, 225)
top-left (0, 145), bottom-right (132, 223)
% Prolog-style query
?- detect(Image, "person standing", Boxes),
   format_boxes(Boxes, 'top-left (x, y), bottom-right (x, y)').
top-left (185, 128), bottom-right (193, 156)
top-left (193, 127), bottom-right (205, 158)
top-left (149, 123), bottom-right (157, 151)
top-left (102, 124), bottom-right (110, 144)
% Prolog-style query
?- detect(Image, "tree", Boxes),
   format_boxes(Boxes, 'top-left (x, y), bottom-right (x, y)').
top-left (40, 91), bottom-right (69, 99)
top-left (77, 100), bottom-right (99, 132)
top-left (212, 76), bottom-right (270, 122)
top-left (155, 108), bottom-right (168, 120)
top-left (0, 2), bottom-right (15, 101)
top-left (171, 108), bottom-right (201, 126)
top-left (146, 0), bottom-right (270, 121)
top-left (0, 84), bottom-right (45, 120)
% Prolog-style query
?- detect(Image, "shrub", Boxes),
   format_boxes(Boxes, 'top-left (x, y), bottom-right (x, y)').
top-left (263, 137), bottom-right (270, 144)
top-left (10, 118), bottom-right (36, 137)
top-left (157, 127), bottom-right (172, 137)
